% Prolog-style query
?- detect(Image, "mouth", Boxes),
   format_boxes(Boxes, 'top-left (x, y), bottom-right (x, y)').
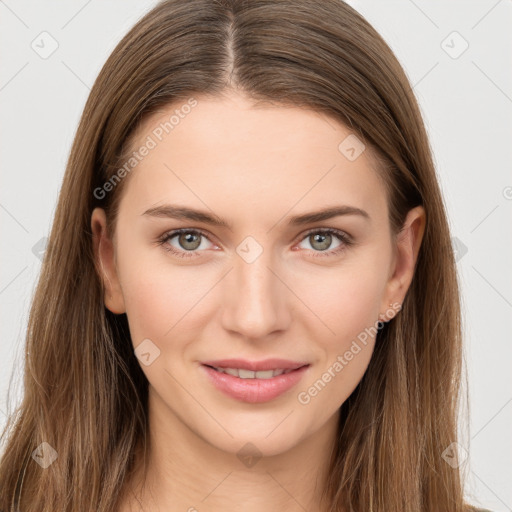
top-left (200, 362), bottom-right (311, 403)
top-left (203, 365), bottom-right (305, 379)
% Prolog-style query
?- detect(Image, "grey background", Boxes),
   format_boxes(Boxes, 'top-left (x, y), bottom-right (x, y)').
top-left (1, 1), bottom-right (511, 510)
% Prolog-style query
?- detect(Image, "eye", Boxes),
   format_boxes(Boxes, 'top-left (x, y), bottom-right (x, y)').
top-left (157, 227), bottom-right (353, 259)
top-left (296, 228), bottom-right (353, 257)
top-left (157, 228), bottom-right (215, 259)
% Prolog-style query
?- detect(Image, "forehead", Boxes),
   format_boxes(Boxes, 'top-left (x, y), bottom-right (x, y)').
top-left (118, 92), bottom-right (387, 226)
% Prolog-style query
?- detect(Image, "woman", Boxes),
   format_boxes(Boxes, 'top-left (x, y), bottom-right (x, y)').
top-left (0, 0), bottom-right (492, 510)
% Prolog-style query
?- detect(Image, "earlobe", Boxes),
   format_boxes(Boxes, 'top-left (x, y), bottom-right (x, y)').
top-left (380, 205), bottom-right (426, 316)
top-left (91, 207), bottom-right (126, 315)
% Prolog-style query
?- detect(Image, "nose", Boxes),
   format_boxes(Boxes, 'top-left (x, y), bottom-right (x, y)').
top-left (220, 244), bottom-right (291, 340)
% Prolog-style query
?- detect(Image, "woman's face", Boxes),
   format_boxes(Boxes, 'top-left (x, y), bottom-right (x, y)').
top-left (92, 91), bottom-right (424, 457)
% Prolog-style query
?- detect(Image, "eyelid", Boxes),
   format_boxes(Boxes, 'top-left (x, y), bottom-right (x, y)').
top-left (157, 226), bottom-right (353, 257)
top-left (158, 227), bottom-right (219, 250)
top-left (294, 226), bottom-right (353, 244)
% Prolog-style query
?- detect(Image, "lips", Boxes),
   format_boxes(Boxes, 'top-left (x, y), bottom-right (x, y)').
top-left (201, 358), bottom-right (309, 372)
top-left (208, 367), bottom-right (294, 379)
top-left (200, 359), bottom-right (310, 403)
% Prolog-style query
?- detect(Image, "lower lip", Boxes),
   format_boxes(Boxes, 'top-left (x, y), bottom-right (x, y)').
top-left (200, 364), bottom-right (310, 403)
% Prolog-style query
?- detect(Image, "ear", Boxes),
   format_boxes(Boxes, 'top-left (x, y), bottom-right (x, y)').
top-left (91, 207), bottom-right (126, 314)
top-left (379, 205), bottom-right (426, 319)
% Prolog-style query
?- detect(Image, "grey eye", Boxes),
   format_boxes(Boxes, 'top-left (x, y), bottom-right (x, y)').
top-left (300, 232), bottom-right (343, 252)
top-left (177, 232), bottom-right (202, 251)
top-left (310, 233), bottom-right (331, 251)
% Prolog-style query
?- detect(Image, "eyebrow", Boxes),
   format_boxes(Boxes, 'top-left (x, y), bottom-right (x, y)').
top-left (142, 204), bottom-right (370, 229)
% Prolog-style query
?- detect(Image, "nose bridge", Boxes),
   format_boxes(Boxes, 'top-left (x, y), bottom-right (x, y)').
top-left (221, 238), bottom-right (287, 338)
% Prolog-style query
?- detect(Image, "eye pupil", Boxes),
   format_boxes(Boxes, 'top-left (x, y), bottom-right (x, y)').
top-left (310, 233), bottom-right (332, 251)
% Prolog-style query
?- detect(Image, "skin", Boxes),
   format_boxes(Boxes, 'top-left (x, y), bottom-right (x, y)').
top-left (91, 90), bottom-right (425, 511)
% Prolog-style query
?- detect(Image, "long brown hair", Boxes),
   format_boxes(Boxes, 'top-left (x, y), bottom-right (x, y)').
top-left (0, 1), bottom-right (475, 510)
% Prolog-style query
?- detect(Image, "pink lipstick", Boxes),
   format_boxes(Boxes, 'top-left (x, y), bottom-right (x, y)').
top-left (200, 358), bottom-right (310, 403)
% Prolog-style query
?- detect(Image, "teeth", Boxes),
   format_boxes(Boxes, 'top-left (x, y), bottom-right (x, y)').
top-left (213, 367), bottom-right (295, 379)
top-left (255, 370), bottom-right (274, 379)
top-left (238, 369), bottom-right (256, 379)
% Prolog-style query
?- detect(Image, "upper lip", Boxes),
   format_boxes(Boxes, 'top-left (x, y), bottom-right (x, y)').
top-left (201, 358), bottom-right (309, 371)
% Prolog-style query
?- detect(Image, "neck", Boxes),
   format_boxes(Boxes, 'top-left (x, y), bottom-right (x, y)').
top-left (118, 388), bottom-right (340, 512)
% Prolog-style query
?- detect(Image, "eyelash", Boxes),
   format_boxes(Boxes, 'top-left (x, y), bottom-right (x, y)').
top-left (156, 227), bottom-right (354, 259)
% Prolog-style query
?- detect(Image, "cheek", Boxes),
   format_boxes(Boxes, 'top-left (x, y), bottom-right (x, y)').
top-left (313, 253), bottom-right (390, 400)
top-left (295, 270), bottom-right (383, 411)
top-left (294, 256), bottom-right (387, 349)
top-left (123, 273), bottom-right (209, 347)
top-left (115, 239), bottom-right (207, 345)
top-left (292, 251), bottom-right (389, 406)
